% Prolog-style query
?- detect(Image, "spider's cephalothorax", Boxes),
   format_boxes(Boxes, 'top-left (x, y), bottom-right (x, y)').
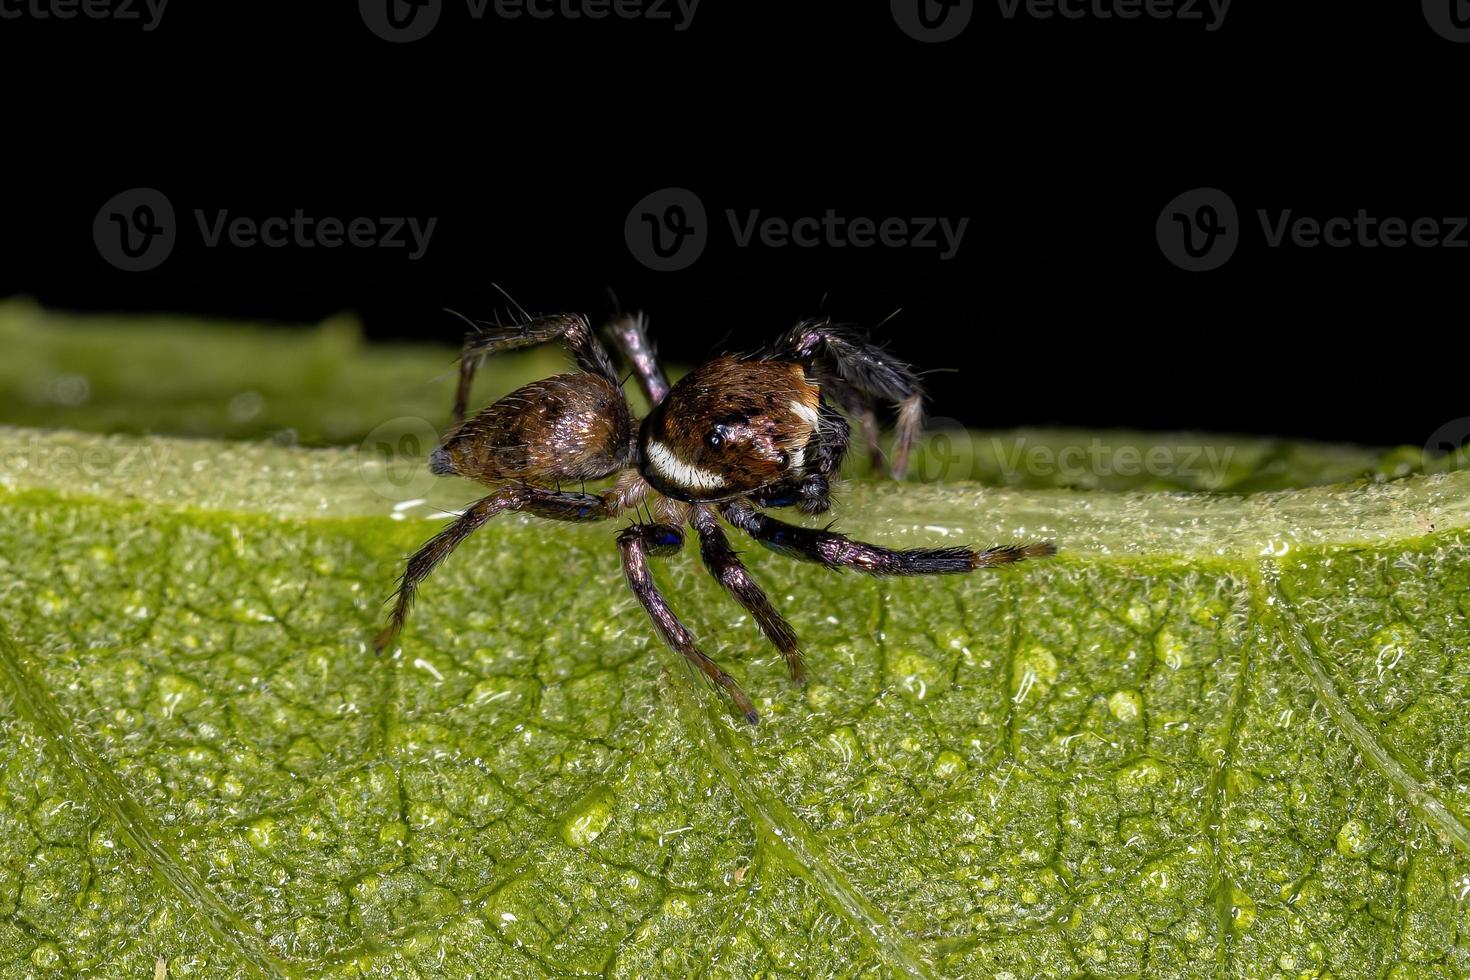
top-left (374, 310), bottom-right (1055, 723)
top-left (637, 357), bottom-right (823, 503)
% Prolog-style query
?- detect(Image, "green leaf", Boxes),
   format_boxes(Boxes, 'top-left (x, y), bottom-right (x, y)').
top-left (1, 309), bottom-right (1468, 978)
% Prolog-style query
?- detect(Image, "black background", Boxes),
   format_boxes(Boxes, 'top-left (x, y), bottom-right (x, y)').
top-left (1, 0), bottom-right (1462, 446)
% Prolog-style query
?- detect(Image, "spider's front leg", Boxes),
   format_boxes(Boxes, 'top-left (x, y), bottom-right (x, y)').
top-left (618, 522), bottom-right (759, 724)
top-left (375, 485), bottom-right (621, 653)
top-left (770, 319), bottom-right (926, 480)
top-left (720, 500), bottom-right (1055, 576)
top-left (690, 507), bottom-right (805, 686)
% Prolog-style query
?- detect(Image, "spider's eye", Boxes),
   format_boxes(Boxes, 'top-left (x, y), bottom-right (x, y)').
top-left (774, 451), bottom-right (791, 471)
top-left (705, 432), bottom-right (725, 451)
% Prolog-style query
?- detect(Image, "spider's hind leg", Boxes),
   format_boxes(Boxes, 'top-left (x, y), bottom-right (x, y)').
top-left (375, 485), bottom-right (621, 653)
top-left (452, 312), bottom-right (619, 424)
top-left (771, 319), bottom-right (926, 480)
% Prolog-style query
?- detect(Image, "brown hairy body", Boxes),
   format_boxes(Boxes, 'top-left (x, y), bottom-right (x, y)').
top-left (432, 373), bottom-right (633, 484)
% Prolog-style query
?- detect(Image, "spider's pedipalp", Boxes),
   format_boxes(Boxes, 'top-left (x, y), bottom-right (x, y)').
top-left (744, 402), bottom-right (848, 516)
top-left (690, 507), bottom-right (805, 686)
top-left (744, 399), bottom-right (851, 515)
top-left (822, 375), bottom-right (885, 472)
top-left (618, 522), bottom-right (759, 724)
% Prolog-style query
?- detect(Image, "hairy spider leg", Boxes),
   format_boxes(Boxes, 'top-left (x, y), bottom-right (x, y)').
top-left (721, 501), bottom-right (1056, 575)
top-left (453, 312), bottom-right (620, 424)
top-left (769, 319), bottom-right (926, 480)
top-left (689, 507), bottom-right (805, 685)
top-left (617, 523), bottom-right (760, 724)
top-left (375, 485), bottom-right (623, 652)
top-left (602, 312), bottom-right (671, 407)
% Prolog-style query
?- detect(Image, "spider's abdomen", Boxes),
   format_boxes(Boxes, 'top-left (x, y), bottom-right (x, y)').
top-left (432, 373), bottom-right (633, 485)
top-left (638, 357), bottom-right (822, 502)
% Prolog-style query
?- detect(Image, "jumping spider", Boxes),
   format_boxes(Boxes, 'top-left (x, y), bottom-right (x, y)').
top-left (374, 312), bottom-right (1054, 723)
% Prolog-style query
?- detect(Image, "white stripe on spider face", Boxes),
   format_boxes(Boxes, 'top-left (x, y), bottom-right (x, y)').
top-left (789, 399), bottom-right (820, 429)
top-left (646, 439), bottom-right (726, 492)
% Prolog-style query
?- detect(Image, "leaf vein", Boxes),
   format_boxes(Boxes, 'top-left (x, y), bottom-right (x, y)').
top-left (1258, 560), bottom-right (1470, 856)
top-left (664, 665), bottom-right (938, 980)
top-left (0, 624), bottom-right (292, 979)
